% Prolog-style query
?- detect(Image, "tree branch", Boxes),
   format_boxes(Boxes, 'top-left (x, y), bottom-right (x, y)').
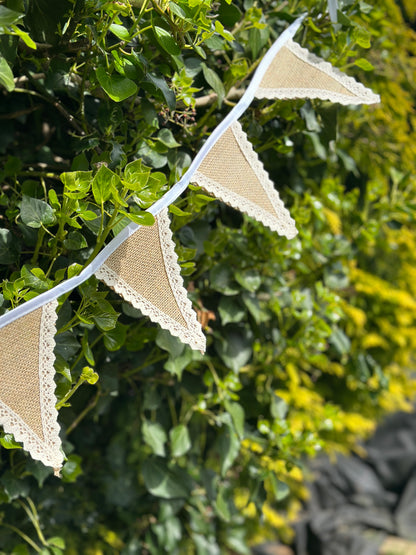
top-left (194, 86), bottom-right (245, 108)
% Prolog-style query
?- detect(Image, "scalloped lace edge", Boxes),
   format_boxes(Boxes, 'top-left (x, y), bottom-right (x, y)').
top-left (95, 209), bottom-right (206, 352)
top-left (256, 39), bottom-right (380, 105)
top-left (193, 121), bottom-right (298, 239)
top-left (0, 300), bottom-right (63, 471)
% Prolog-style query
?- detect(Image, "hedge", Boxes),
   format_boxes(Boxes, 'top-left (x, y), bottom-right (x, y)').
top-left (0, 0), bottom-right (415, 553)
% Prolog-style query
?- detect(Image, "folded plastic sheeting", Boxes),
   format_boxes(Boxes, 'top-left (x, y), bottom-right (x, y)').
top-left (292, 411), bottom-right (416, 555)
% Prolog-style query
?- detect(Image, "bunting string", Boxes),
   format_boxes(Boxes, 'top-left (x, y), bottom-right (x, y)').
top-left (0, 15), bottom-right (380, 469)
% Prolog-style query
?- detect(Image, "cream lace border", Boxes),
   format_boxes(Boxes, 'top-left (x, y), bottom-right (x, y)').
top-left (0, 300), bottom-right (63, 472)
top-left (95, 209), bottom-right (206, 352)
top-left (194, 121), bottom-right (298, 239)
top-left (256, 38), bottom-right (381, 105)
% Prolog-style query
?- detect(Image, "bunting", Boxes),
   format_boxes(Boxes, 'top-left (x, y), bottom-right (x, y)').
top-left (193, 121), bottom-right (297, 238)
top-left (0, 301), bottom-right (62, 473)
top-left (255, 38), bottom-right (380, 105)
top-left (0, 16), bottom-right (380, 470)
top-left (95, 209), bottom-right (206, 352)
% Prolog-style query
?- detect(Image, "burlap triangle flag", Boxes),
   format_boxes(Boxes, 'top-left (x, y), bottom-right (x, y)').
top-left (256, 38), bottom-right (380, 105)
top-left (192, 121), bottom-right (297, 238)
top-left (0, 300), bottom-right (63, 472)
top-left (95, 208), bottom-right (206, 352)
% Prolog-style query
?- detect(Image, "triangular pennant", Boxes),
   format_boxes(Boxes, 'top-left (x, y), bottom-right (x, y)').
top-left (193, 121), bottom-right (297, 238)
top-left (0, 300), bottom-right (62, 472)
top-left (95, 208), bottom-right (206, 352)
top-left (256, 38), bottom-right (380, 105)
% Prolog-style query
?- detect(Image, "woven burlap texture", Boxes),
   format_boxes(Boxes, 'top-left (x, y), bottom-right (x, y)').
top-left (193, 120), bottom-right (297, 238)
top-left (95, 208), bottom-right (206, 352)
top-left (256, 39), bottom-right (380, 105)
top-left (0, 300), bottom-right (63, 471)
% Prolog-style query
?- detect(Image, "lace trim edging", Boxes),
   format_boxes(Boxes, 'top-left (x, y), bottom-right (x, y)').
top-left (193, 121), bottom-right (297, 239)
top-left (256, 87), bottom-right (378, 105)
top-left (256, 38), bottom-right (380, 105)
top-left (0, 300), bottom-right (63, 471)
top-left (95, 263), bottom-right (206, 353)
top-left (156, 208), bottom-right (206, 352)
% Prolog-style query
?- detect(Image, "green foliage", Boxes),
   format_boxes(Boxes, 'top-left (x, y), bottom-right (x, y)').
top-left (0, 0), bottom-right (415, 553)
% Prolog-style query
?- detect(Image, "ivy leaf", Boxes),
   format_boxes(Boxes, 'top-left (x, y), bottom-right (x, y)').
top-left (61, 171), bottom-right (92, 198)
top-left (103, 322), bottom-right (127, 351)
top-left (170, 424), bottom-right (191, 457)
top-left (224, 401), bottom-right (245, 439)
top-left (249, 27), bottom-right (269, 59)
top-left (90, 298), bottom-right (119, 331)
top-left (96, 66), bottom-right (138, 102)
top-left (169, 2), bottom-right (187, 19)
top-left (0, 5), bottom-right (24, 26)
top-left (218, 297), bottom-right (245, 325)
top-left (0, 229), bottom-right (18, 264)
top-left (48, 537), bottom-right (66, 550)
top-left (153, 26), bottom-right (181, 56)
top-left (145, 73), bottom-right (176, 111)
top-left (217, 425), bottom-right (240, 476)
top-left (354, 58), bottom-right (374, 71)
top-left (63, 231), bottom-right (87, 250)
top-left (234, 269), bottom-right (261, 292)
top-left (156, 329), bottom-right (185, 357)
top-left (270, 394), bottom-right (288, 420)
top-left (201, 63), bottom-right (225, 106)
top-left (61, 454), bottom-right (83, 483)
top-left (109, 23), bottom-right (130, 41)
top-left (118, 210), bottom-right (155, 226)
top-left (142, 420), bottom-right (167, 457)
top-left (0, 56), bottom-right (14, 92)
top-left (269, 473), bottom-right (290, 501)
top-left (242, 293), bottom-right (269, 324)
top-left (169, 205), bottom-right (192, 217)
top-left (218, 2), bottom-right (242, 27)
top-left (329, 326), bottom-right (351, 355)
top-left (0, 470), bottom-right (30, 500)
top-left (0, 433), bottom-right (22, 450)
top-left (215, 486), bottom-right (231, 522)
top-left (210, 264), bottom-right (239, 295)
top-left (353, 27), bottom-right (371, 48)
top-left (123, 159), bottom-right (151, 189)
top-left (157, 128), bottom-right (181, 148)
top-left (164, 348), bottom-right (193, 379)
top-left (20, 196), bottom-right (55, 228)
top-left (92, 165), bottom-right (120, 204)
top-left (10, 25), bottom-right (37, 50)
top-left (215, 328), bottom-right (253, 373)
top-left (142, 458), bottom-right (191, 499)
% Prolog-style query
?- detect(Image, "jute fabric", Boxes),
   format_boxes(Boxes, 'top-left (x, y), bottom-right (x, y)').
top-left (193, 121), bottom-right (297, 238)
top-left (198, 127), bottom-right (276, 214)
top-left (101, 221), bottom-right (187, 327)
top-left (260, 45), bottom-right (354, 97)
top-left (96, 209), bottom-right (206, 351)
top-left (0, 300), bottom-right (63, 471)
top-left (0, 307), bottom-right (44, 439)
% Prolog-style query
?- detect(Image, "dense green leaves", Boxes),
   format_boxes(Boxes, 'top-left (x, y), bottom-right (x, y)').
top-left (0, 0), bottom-right (415, 553)
top-left (153, 26), bottom-right (181, 55)
top-left (96, 67), bottom-right (138, 102)
top-left (0, 55), bottom-right (14, 91)
top-left (142, 459), bottom-right (191, 499)
top-left (20, 196), bottom-right (55, 228)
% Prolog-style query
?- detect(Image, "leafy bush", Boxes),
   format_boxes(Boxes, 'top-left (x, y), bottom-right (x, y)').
top-left (0, 0), bottom-right (415, 553)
